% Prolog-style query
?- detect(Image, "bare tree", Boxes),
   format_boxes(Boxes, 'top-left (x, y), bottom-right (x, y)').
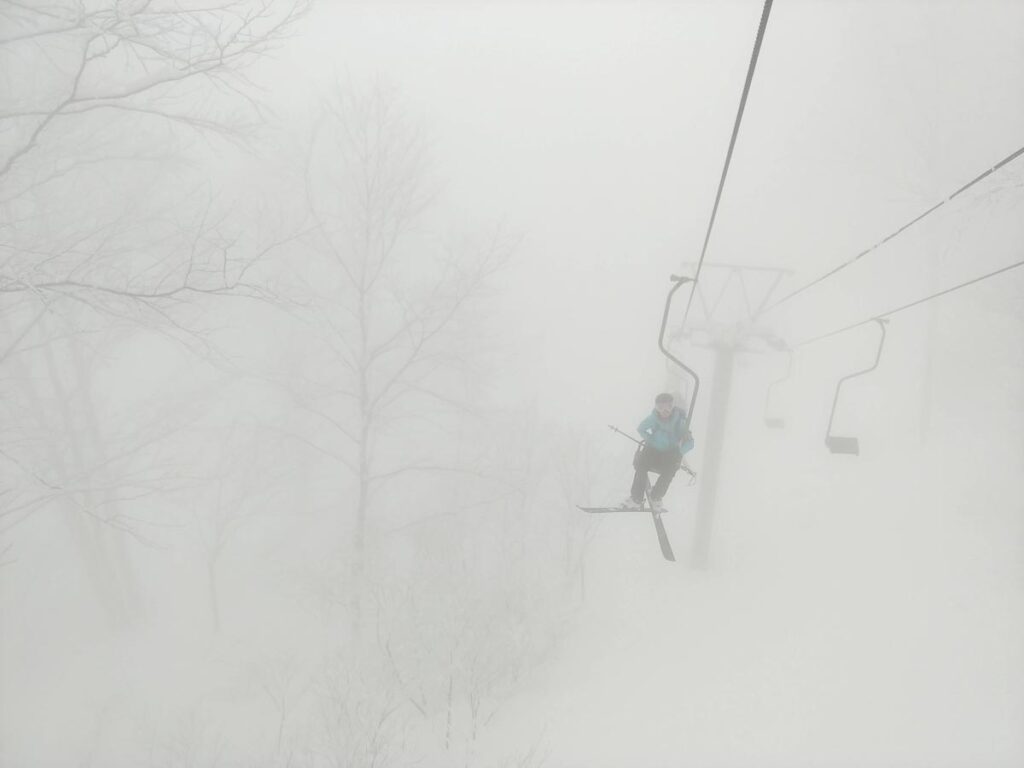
top-left (292, 83), bottom-right (513, 626)
top-left (182, 422), bottom-right (291, 632)
top-left (367, 431), bottom-right (571, 762)
top-left (0, 0), bottom-right (308, 622)
top-left (552, 426), bottom-right (607, 603)
top-left (0, 0), bottom-right (307, 180)
top-left (312, 649), bottom-right (406, 768)
top-left (1, 0), bottom-right (309, 352)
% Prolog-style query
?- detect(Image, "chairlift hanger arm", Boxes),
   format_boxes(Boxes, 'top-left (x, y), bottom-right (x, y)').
top-left (659, 275), bottom-right (701, 431)
top-left (764, 346), bottom-right (794, 428)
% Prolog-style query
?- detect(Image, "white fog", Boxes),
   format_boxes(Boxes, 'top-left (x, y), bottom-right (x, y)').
top-left (1, 1), bottom-right (1022, 766)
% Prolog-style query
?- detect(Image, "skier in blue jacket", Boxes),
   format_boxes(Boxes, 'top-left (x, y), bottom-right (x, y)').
top-left (623, 392), bottom-right (694, 511)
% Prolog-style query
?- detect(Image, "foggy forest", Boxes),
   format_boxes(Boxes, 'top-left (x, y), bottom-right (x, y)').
top-left (1, 1), bottom-right (1022, 766)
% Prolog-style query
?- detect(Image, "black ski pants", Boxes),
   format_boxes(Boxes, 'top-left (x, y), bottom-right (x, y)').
top-left (631, 445), bottom-right (681, 502)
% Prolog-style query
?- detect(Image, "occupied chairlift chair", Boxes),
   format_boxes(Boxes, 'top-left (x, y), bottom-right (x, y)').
top-left (824, 318), bottom-right (888, 455)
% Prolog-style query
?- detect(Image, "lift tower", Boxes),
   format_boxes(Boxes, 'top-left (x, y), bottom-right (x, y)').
top-left (666, 263), bottom-right (790, 568)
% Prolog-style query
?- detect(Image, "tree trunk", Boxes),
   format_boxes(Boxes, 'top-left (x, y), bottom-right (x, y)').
top-left (35, 327), bottom-right (130, 626)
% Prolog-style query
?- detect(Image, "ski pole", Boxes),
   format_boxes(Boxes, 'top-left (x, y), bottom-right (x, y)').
top-left (608, 424), bottom-right (643, 446)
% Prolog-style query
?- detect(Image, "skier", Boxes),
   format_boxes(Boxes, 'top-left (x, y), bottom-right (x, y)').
top-left (622, 392), bottom-right (694, 511)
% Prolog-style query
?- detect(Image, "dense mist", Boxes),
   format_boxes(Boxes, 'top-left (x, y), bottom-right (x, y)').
top-left (2, 1), bottom-right (1022, 766)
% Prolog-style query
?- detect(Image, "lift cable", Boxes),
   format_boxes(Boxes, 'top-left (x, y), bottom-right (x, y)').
top-left (757, 144), bottom-right (1024, 319)
top-left (796, 257), bottom-right (1024, 348)
top-left (680, 0), bottom-right (774, 330)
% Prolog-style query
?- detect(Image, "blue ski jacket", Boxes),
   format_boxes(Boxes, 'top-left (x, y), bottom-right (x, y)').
top-left (638, 406), bottom-right (694, 454)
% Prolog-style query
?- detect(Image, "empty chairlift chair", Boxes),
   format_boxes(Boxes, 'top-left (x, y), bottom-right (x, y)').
top-left (764, 346), bottom-right (793, 429)
top-left (824, 318), bottom-right (888, 456)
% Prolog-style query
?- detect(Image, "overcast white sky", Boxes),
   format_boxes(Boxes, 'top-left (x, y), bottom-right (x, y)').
top-left (263, 0), bottom-right (1024, 424)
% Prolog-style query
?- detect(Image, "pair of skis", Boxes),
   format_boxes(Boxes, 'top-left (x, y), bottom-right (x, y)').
top-left (577, 488), bottom-right (675, 562)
